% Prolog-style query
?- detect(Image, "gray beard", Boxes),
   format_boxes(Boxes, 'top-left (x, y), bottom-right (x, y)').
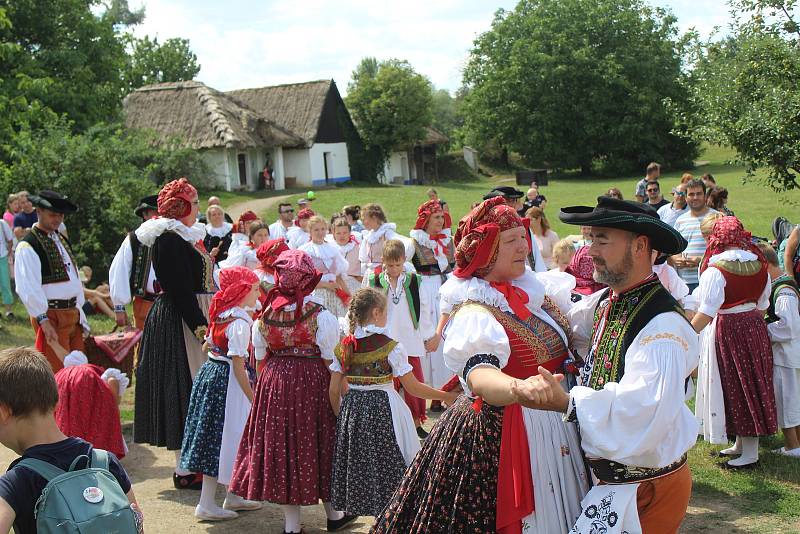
top-left (593, 248), bottom-right (634, 286)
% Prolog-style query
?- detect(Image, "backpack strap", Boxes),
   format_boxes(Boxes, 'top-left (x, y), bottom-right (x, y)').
top-left (15, 459), bottom-right (66, 482)
top-left (90, 449), bottom-right (110, 471)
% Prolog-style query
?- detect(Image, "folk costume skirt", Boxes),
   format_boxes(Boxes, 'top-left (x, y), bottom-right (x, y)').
top-left (715, 309), bottom-right (778, 437)
top-left (332, 383), bottom-right (420, 517)
top-left (230, 355), bottom-right (336, 505)
top-left (372, 394), bottom-right (588, 533)
top-left (133, 293), bottom-right (210, 450)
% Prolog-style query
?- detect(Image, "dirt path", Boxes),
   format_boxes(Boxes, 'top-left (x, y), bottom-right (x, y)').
top-left (225, 194), bottom-right (294, 222)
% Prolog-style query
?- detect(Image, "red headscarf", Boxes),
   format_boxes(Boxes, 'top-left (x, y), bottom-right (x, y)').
top-left (295, 207), bottom-right (315, 226)
top-left (265, 250), bottom-right (322, 318)
top-left (207, 266), bottom-right (260, 324)
top-left (236, 210), bottom-right (259, 233)
top-left (700, 216), bottom-right (766, 273)
top-left (414, 199), bottom-right (444, 230)
top-left (256, 238), bottom-right (289, 273)
top-left (157, 178), bottom-right (197, 219)
top-left (453, 197), bottom-right (530, 279)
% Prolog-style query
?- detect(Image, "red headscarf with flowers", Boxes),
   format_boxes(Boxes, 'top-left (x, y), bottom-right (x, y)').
top-left (700, 216), bottom-right (766, 273)
top-left (157, 178), bottom-right (197, 219)
top-left (256, 238), bottom-right (289, 274)
top-left (207, 266), bottom-right (259, 325)
top-left (453, 197), bottom-right (530, 279)
top-left (414, 199), bottom-right (444, 230)
top-left (295, 207), bottom-right (315, 226)
top-left (265, 250), bottom-right (322, 319)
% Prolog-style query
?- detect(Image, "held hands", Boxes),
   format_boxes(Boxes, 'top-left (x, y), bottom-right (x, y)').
top-left (441, 390), bottom-right (459, 406)
top-left (510, 367), bottom-right (570, 412)
top-left (40, 320), bottom-right (59, 347)
top-left (424, 336), bottom-right (440, 353)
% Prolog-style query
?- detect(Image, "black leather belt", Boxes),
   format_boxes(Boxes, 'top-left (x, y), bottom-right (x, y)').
top-left (589, 454), bottom-right (687, 484)
top-left (47, 298), bottom-right (77, 310)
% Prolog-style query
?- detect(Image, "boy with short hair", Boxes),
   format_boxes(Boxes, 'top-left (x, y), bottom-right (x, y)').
top-left (0, 347), bottom-right (141, 533)
top-left (368, 240), bottom-right (435, 438)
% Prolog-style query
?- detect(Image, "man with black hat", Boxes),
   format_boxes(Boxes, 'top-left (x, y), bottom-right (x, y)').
top-left (13, 190), bottom-right (86, 372)
top-left (483, 186), bottom-right (524, 212)
top-left (510, 197), bottom-right (699, 533)
top-left (108, 194), bottom-right (160, 333)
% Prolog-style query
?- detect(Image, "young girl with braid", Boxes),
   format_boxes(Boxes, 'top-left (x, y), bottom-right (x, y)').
top-left (329, 288), bottom-right (456, 518)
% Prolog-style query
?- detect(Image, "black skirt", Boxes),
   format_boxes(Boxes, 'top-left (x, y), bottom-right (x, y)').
top-left (133, 295), bottom-right (195, 450)
top-left (371, 394), bottom-right (503, 533)
top-left (332, 389), bottom-right (408, 517)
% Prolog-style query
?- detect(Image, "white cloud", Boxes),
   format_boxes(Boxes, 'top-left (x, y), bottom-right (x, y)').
top-left (129, 0), bottom-right (730, 94)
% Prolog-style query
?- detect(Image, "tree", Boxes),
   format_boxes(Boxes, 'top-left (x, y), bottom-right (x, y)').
top-left (0, 117), bottom-right (209, 270)
top-left (346, 58), bottom-right (433, 175)
top-left (430, 88), bottom-right (464, 150)
top-left (123, 36), bottom-right (200, 91)
top-left (0, 0), bottom-right (130, 132)
top-left (462, 0), bottom-right (698, 175)
top-left (688, 1), bottom-right (800, 191)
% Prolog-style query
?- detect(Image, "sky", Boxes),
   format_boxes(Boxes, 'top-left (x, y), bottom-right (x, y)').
top-left (129, 0), bottom-right (733, 95)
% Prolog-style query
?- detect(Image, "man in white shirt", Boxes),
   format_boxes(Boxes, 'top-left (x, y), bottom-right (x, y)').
top-left (657, 182), bottom-right (689, 226)
top-left (109, 195), bottom-right (159, 332)
top-left (515, 197), bottom-right (698, 534)
top-left (268, 202), bottom-right (295, 240)
top-left (14, 191), bottom-right (86, 372)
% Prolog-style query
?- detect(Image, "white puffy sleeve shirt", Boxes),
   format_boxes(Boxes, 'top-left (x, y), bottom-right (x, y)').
top-left (568, 312), bottom-right (699, 468)
top-left (252, 297), bottom-right (338, 361)
top-left (329, 324), bottom-right (414, 377)
top-left (223, 310), bottom-right (253, 359)
top-left (769, 288), bottom-right (800, 368)
top-left (108, 234), bottom-right (157, 307)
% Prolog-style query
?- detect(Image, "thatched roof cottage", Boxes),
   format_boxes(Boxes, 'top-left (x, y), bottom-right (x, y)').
top-left (124, 79), bottom-right (359, 191)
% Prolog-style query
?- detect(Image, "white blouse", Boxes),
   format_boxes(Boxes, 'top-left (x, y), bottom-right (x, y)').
top-left (441, 269), bottom-right (571, 396)
top-left (205, 222), bottom-right (233, 238)
top-left (134, 218), bottom-right (205, 247)
top-left (286, 226), bottom-right (310, 250)
top-left (652, 263), bottom-right (689, 304)
top-left (328, 324), bottom-right (414, 377)
top-left (14, 228), bottom-right (86, 324)
top-left (567, 289), bottom-right (700, 468)
top-left (768, 287), bottom-right (800, 368)
top-left (695, 249), bottom-right (771, 318)
top-left (251, 295), bottom-right (338, 361)
top-left (109, 233), bottom-right (158, 307)
top-left (299, 241), bottom-right (348, 280)
top-left (214, 307), bottom-right (254, 358)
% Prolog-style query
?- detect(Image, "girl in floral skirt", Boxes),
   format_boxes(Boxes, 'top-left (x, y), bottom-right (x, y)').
top-left (180, 266), bottom-right (263, 521)
top-left (329, 288), bottom-right (456, 518)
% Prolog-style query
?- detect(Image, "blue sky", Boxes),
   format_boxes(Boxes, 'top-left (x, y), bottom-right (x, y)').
top-left (130, 0), bottom-right (732, 94)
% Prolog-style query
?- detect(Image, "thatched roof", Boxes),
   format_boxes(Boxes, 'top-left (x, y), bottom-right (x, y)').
top-left (226, 80), bottom-right (333, 146)
top-left (123, 81), bottom-right (305, 150)
top-left (421, 127), bottom-right (449, 146)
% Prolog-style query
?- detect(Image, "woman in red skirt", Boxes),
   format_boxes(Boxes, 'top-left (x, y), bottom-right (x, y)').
top-left (229, 249), bottom-right (356, 533)
top-left (692, 216), bottom-right (777, 468)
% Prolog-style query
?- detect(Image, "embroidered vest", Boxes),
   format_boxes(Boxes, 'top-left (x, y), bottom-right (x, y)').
top-left (453, 296), bottom-right (571, 380)
top-left (21, 226), bottom-right (77, 284)
top-left (581, 276), bottom-right (687, 390)
top-left (191, 239), bottom-right (217, 293)
top-left (258, 302), bottom-right (323, 357)
top-left (411, 238), bottom-right (455, 277)
top-left (766, 275), bottom-right (800, 324)
top-left (711, 259), bottom-right (769, 309)
top-left (368, 272), bottom-right (421, 328)
top-left (207, 318), bottom-right (233, 359)
top-left (128, 231), bottom-right (155, 297)
top-left (334, 333), bottom-right (398, 385)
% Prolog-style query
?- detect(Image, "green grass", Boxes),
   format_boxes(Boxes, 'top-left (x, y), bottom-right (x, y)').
top-left (299, 157), bottom-right (799, 242)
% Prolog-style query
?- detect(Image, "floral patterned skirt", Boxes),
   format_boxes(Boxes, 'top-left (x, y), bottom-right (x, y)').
top-left (371, 394), bottom-right (503, 533)
top-left (229, 356), bottom-right (336, 505)
top-left (180, 359), bottom-right (229, 478)
top-left (716, 310), bottom-right (778, 437)
top-left (332, 389), bottom-right (408, 517)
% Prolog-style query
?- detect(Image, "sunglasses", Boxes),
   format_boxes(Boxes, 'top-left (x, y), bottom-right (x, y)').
top-left (281, 209), bottom-right (295, 214)
top-left (671, 191), bottom-right (686, 197)
top-left (647, 188), bottom-right (659, 193)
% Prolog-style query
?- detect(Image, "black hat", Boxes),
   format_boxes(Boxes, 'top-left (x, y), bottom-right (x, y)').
top-left (134, 195), bottom-right (159, 218)
top-left (559, 196), bottom-right (687, 255)
top-left (29, 190), bottom-right (78, 214)
top-left (493, 186), bottom-right (524, 199)
top-left (482, 190), bottom-right (504, 201)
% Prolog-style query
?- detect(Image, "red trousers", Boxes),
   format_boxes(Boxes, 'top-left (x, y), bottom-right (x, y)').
top-left (394, 355), bottom-right (426, 424)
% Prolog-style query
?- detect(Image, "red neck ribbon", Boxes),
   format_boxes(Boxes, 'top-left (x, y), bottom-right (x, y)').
top-left (490, 281), bottom-right (532, 321)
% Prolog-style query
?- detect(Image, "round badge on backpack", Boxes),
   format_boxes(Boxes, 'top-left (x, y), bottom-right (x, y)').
top-left (83, 486), bottom-right (104, 504)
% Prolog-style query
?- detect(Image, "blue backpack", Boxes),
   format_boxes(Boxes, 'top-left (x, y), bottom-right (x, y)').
top-left (16, 448), bottom-right (139, 533)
